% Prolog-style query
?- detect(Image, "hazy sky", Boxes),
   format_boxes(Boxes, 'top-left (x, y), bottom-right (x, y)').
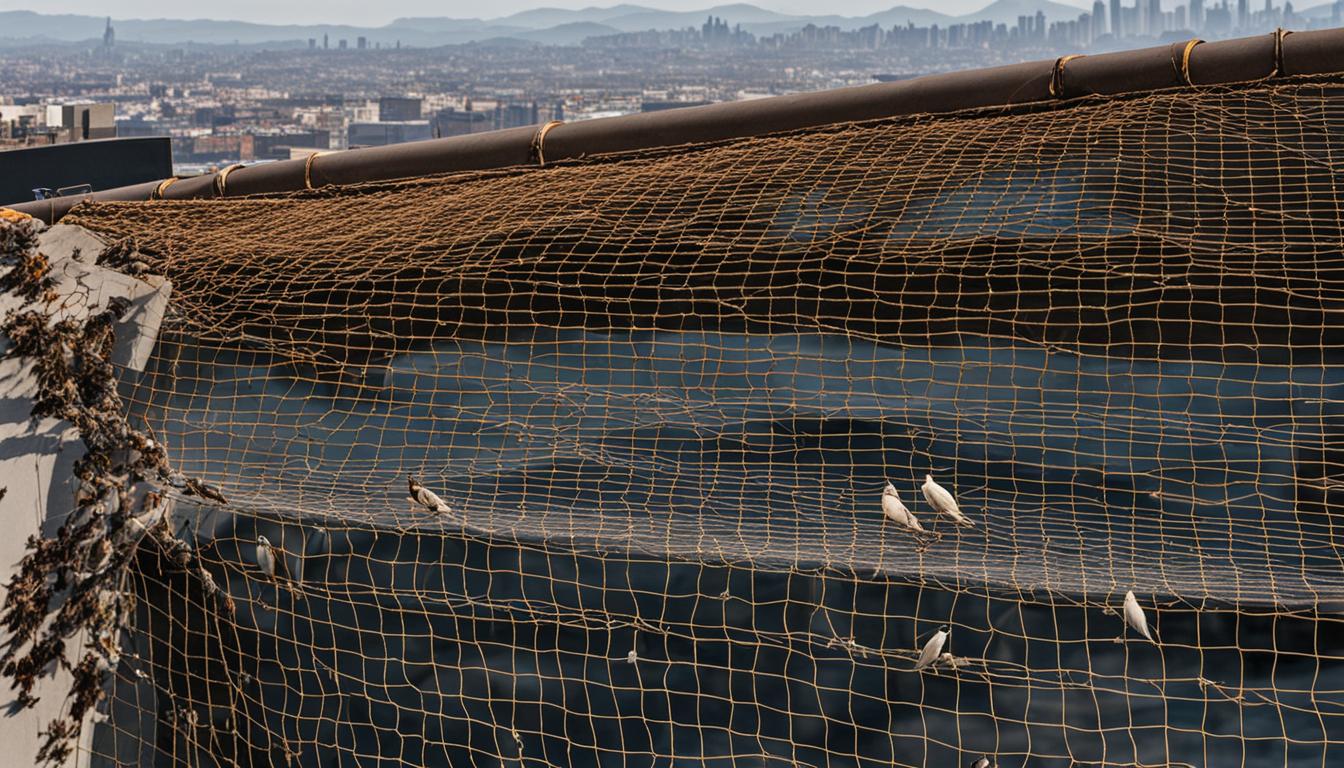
top-left (0, 0), bottom-right (1097, 26)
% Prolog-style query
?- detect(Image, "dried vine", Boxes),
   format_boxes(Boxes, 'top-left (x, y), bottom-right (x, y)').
top-left (0, 217), bottom-right (233, 765)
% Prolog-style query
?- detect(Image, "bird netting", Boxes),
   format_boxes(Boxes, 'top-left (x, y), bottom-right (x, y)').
top-left (6, 74), bottom-right (1344, 767)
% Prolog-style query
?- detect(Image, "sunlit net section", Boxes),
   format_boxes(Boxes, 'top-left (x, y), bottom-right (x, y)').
top-left (67, 76), bottom-right (1344, 767)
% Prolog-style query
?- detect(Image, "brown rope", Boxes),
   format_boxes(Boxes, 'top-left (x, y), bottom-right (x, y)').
top-left (530, 120), bottom-right (565, 166)
top-left (1049, 55), bottom-right (1084, 99)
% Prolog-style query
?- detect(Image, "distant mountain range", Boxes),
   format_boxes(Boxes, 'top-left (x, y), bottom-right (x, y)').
top-left (0, 1), bottom-right (1136, 48)
top-left (0, 1), bottom-right (1335, 48)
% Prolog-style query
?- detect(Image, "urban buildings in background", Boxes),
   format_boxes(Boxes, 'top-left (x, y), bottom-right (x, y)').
top-left (1, 0), bottom-right (1341, 181)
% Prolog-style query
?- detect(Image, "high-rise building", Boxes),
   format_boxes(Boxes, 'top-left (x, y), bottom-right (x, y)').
top-left (378, 97), bottom-right (422, 122)
top-left (1238, 0), bottom-right (1249, 28)
top-left (1111, 0), bottom-right (1123, 36)
top-left (1191, 0), bottom-right (1205, 28)
top-left (1093, 0), bottom-right (1107, 37)
top-left (1147, 0), bottom-right (1163, 34)
top-left (50, 103), bottom-right (116, 142)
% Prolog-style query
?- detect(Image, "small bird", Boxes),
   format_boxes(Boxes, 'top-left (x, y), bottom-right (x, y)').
top-left (1122, 590), bottom-right (1154, 642)
top-left (970, 757), bottom-right (995, 768)
top-left (881, 482), bottom-right (924, 532)
top-left (255, 535), bottom-right (289, 581)
top-left (184, 476), bottom-right (228, 504)
top-left (407, 475), bottom-right (452, 514)
top-left (922, 474), bottom-right (973, 527)
top-left (915, 626), bottom-right (949, 671)
top-left (626, 649), bottom-right (638, 665)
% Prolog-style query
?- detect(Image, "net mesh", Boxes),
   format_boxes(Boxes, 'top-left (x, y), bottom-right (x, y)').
top-left (34, 75), bottom-right (1344, 765)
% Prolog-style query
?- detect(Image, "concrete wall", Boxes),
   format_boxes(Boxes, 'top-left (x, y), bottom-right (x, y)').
top-left (0, 223), bottom-right (169, 767)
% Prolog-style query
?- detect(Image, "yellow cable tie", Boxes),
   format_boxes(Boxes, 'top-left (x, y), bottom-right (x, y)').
top-left (214, 163), bottom-right (245, 197)
top-left (304, 151), bottom-right (334, 190)
top-left (1049, 55), bottom-right (1084, 99)
top-left (530, 120), bottom-right (564, 166)
top-left (152, 177), bottom-right (180, 200)
top-left (1175, 38), bottom-right (1204, 86)
top-left (1270, 28), bottom-right (1292, 79)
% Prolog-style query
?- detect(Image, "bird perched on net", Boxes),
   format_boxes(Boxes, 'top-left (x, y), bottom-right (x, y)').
top-left (915, 626), bottom-right (949, 671)
top-left (407, 475), bottom-right (452, 514)
top-left (255, 535), bottom-right (303, 602)
top-left (969, 757), bottom-right (995, 768)
top-left (1122, 590), bottom-right (1155, 643)
top-left (921, 474), bottom-right (973, 527)
top-left (881, 482), bottom-right (924, 532)
top-left (255, 536), bottom-right (288, 580)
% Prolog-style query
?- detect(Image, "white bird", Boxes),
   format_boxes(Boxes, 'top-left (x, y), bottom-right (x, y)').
top-left (969, 757), bottom-right (995, 768)
top-left (922, 474), bottom-right (973, 527)
top-left (626, 649), bottom-right (638, 665)
top-left (407, 475), bottom-right (452, 514)
top-left (881, 482), bottom-right (925, 532)
top-left (915, 626), bottom-right (949, 671)
top-left (1122, 590), bottom-right (1154, 642)
top-left (255, 535), bottom-right (289, 581)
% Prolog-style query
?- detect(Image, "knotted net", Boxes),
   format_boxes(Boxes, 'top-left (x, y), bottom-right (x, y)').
top-left (20, 75), bottom-right (1344, 766)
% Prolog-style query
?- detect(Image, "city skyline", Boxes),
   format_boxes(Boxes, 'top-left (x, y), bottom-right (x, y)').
top-left (1, 0), bottom-right (1337, 28)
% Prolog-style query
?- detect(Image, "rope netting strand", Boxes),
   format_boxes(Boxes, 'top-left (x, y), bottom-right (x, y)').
top-left (41, 75), bottom-right (1344, 766)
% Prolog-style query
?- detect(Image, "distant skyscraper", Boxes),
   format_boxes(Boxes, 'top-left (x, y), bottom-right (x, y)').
top-left (1147, 0), bottom-right (1163, 33)
top-left (1191, 0), bottom-right (1205, 28)
top-left (1111, 0), bottom-right (1123, 36)
top-left (1034, 10), bottom-right (1046, 39)
top-left (323, 33), bottom-right (329, 49)
top-left (1093, 0), bottom-right (1107, 38)
top-left (102, 17), bottom-right (115, 50)
top-left (1238, 0), bottom-right (1249, 27)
